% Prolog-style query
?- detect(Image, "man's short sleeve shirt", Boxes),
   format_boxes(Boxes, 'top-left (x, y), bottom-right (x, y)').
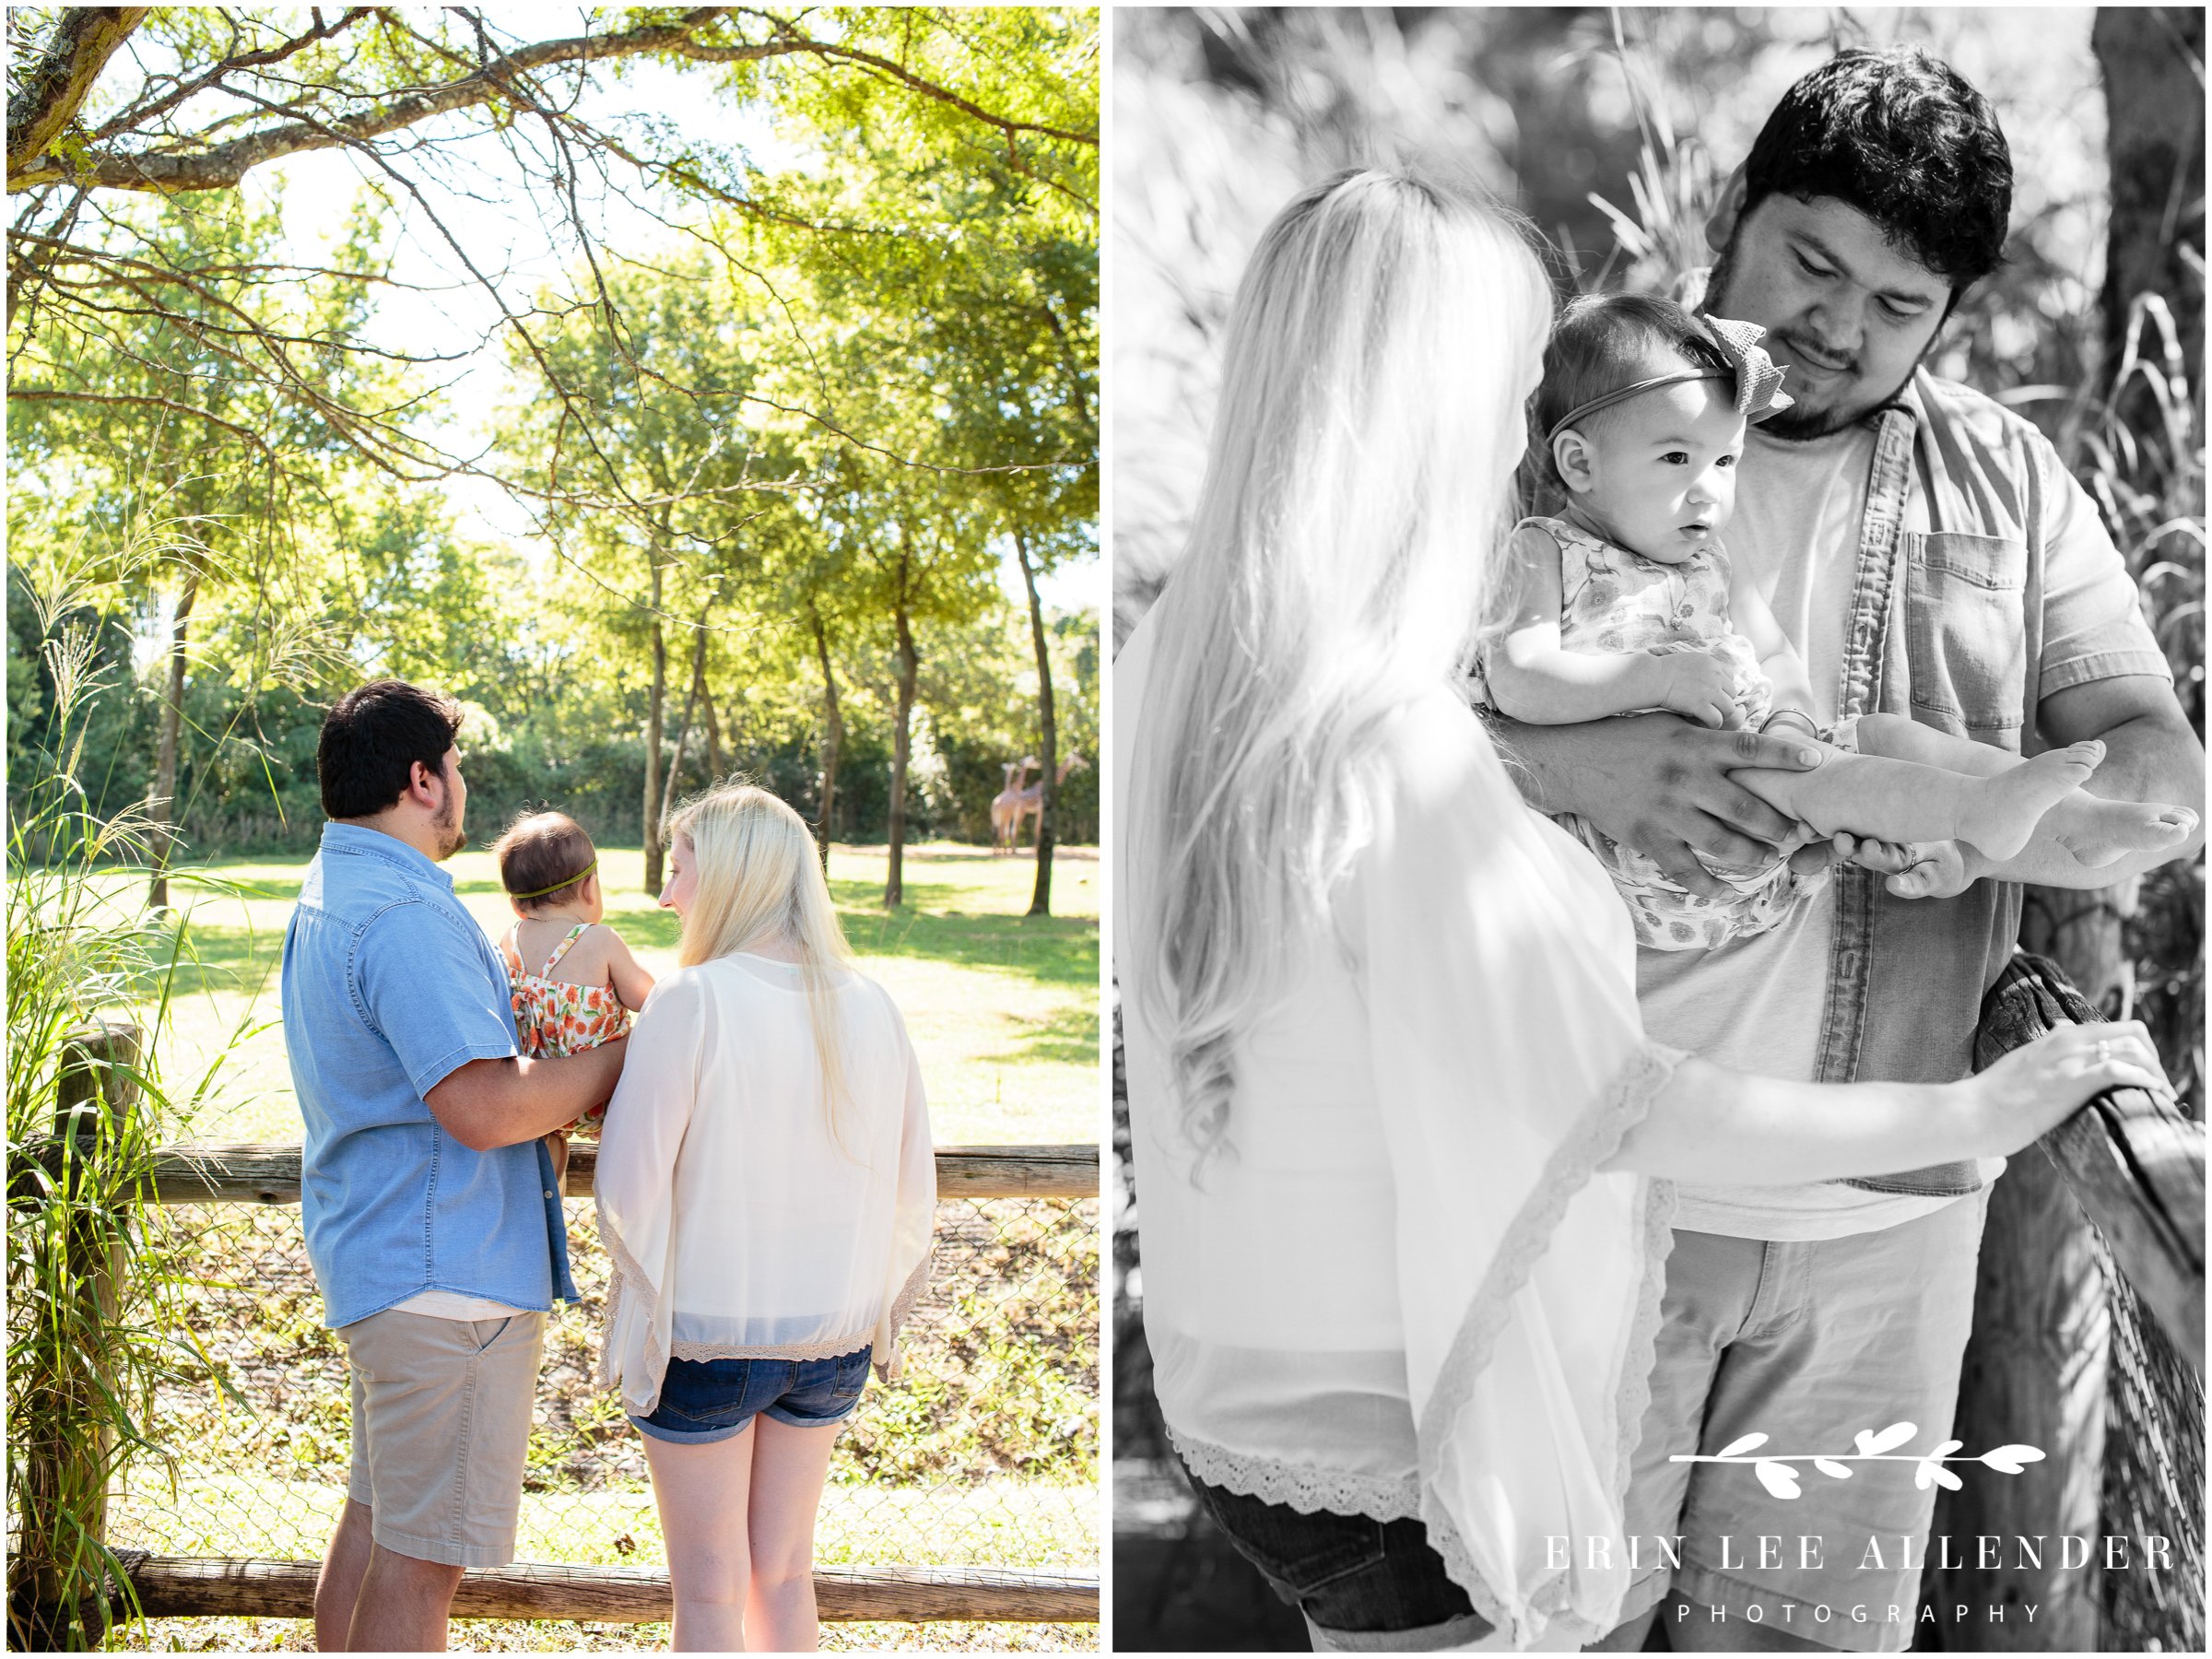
top-left (281, 822), bottom-right (578, 1327)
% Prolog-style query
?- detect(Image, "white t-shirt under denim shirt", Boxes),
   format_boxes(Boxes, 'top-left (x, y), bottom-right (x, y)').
top-left (1638, 421), bottom-right (1978, 1239)
top-left (1645, 412), bottom-right (2163, 1240)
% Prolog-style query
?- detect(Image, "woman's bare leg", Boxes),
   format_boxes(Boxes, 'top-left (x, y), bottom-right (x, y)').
top-left (745, 1417), bottom-right (842, 1652)
top-left (644, 1426), bottom-right (757, 1652)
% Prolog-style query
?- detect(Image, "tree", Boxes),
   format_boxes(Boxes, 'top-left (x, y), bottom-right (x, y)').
top-left (8, 185), bottom-right (405, 900)
top-left (8, 7), bottom-right (1097, 516)
top-left (767, 33), bottom-right (1097, 907)
top-left (9, 7), bottom-right (1100, 883)
top-left (844, 465), bottom-right (995, 908)
top-left (1010, 524), bottom-right (1098, 912)
top-left (2092, 7), bottom-right (2206, 412)
top-left (502, 252), bottom-right (806, 889)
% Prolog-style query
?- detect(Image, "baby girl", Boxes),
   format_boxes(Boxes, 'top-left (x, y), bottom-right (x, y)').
top-left (1482, 293), bottom-right (2194, 950)
top-left (492, 811), bottom-right (655, 1184)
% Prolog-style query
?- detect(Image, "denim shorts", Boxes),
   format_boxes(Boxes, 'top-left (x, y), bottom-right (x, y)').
top-left (1186, 1471), bottom-right (1494, 1651)
top-left (629, 1346), bottom-right (872, 1444)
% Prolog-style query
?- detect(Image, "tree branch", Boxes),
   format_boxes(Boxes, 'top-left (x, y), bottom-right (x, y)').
top-left (8, 385), bottom-right (275, 458)
top-left (8, 6), bottom-right (1091, 197)
top-left (11, 9), bottom-right (735, 193)
top-left (699, 10), bottom-right (1099, 147)
top-left (7, 7), bottom-right (151, 183)
top-left (85, 8), bottom-right (375, 147)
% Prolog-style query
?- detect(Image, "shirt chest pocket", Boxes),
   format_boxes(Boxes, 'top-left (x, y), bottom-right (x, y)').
top-left (1901, 531), bottom-right (2029, 748)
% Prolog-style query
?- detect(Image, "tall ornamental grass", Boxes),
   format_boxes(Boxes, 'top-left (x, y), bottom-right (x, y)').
top-left (2059, 294), bottom-right (2206, 1108)
top-left (6, 582), bottom-right (249, 1650)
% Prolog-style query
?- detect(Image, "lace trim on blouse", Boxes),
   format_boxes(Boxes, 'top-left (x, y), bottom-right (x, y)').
top-left (1165, 1424), bottom-right (1425, 1522)
top-left (596, 1226), bottom-right (935, 1390)
top-left (665, 1249), bottom-right (933, 1365)
top-left (594, 1219), bottom-right (665, 1399)
top-left (1417, 1038), bottom-right (1685, 1650)
top-left (1157, 1038), bottom-right (1685, 1598)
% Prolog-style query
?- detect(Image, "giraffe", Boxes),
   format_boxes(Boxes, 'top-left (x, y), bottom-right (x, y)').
top-left (990, 757), bottom-right (1039, 853)
top-left (1009, 751), bottom-right (1088, 850)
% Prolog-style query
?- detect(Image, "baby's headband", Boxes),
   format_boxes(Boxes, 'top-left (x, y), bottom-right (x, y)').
top-left (1545, 314), bottom-right (1794, 447)
top-left (508, 857), bottom-right (597, 900)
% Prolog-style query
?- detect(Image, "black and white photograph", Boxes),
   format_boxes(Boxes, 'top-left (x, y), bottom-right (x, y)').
top-left (1111, 8), bottom-right (2204, 1653)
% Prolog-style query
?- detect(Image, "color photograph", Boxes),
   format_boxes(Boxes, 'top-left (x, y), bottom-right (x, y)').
top-left (9, 6), bottom-right (1098, 1651)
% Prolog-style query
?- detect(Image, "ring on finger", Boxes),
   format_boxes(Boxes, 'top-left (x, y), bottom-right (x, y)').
top-left (2095, 1038), bottom-right (2113, 1063)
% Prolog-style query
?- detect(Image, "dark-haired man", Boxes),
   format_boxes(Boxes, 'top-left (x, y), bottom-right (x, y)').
top-left (280, 680), bottom-right (626, 1651)
top-left (1493, 48), bottom-right (2203, 1653)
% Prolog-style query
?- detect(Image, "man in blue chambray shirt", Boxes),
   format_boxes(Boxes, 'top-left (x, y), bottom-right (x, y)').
top-left (282, 681), bottom-right (627, 1651)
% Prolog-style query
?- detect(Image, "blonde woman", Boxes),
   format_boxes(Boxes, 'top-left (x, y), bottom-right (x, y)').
top-left (1116, 169), bottom-right (2168, 1653)
top-left (595, 783), bottom-right (934, 1652)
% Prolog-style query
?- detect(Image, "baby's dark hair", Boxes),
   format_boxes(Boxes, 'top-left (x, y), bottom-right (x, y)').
top-left (493, 810), bottom-right (597, 912)
top-left (1533, 294), bottom-right (1731, 443)
top-left (1523, 294), bottom-right (1731, 500)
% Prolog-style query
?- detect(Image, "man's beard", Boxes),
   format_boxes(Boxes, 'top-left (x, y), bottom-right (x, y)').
top-left (431, 792), bottom-right (465, 859)
top-left (1703, 234), bottom-right (1926, 442)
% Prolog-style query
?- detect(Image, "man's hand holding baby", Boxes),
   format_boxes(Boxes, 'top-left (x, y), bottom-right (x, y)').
top-left (1499, 712), bottom-right (1829, 900)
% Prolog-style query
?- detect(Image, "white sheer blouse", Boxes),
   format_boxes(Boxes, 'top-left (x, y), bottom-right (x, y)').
top-left (594, 953), bottom-right (935, 1418)
top-left (1116, 608), bottom-right (1685, 1651)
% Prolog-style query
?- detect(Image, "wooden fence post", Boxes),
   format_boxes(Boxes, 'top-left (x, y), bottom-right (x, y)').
top-left (13, 1018), bottom-right (142, 1652)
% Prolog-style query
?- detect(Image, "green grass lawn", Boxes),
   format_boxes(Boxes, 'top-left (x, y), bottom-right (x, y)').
top-left (142, 841), bottom-right (1099, 1147)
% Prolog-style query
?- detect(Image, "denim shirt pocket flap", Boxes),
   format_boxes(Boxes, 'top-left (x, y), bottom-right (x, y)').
top-left (1901, 531), bottom-right (2029, 743)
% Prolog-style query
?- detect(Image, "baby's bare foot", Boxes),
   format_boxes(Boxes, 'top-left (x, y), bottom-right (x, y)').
top-left (1959, 742), bottom-right (2105, 861)
top-left (2054, 800), bottom-right (2198, 868)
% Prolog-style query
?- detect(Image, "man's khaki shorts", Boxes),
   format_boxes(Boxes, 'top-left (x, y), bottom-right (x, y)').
top-left (1618, 1192), bottom-right (1989, 1653)
top-left (342, 1307), bottom-right (546, 1568)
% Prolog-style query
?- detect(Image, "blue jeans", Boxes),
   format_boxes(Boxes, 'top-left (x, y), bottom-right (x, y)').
top-left (1186, 1469), bottom-right (1493, 1651)
top-left (629, 1347), bottom-right (872, 1444)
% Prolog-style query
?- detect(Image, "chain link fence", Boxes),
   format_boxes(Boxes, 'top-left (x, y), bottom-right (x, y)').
top-left (109, 1186), bottom-right (1098, 1648)
top-left (2099, 1234), bottom-right (2206, 1654)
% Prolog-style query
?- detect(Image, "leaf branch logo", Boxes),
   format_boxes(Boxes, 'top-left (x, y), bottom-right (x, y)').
top-left (1671, 1422), bottom-right (2044, 1500)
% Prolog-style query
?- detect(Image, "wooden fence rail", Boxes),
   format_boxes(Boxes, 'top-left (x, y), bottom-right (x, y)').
top-left (1977, 954), bottom-right (2206, 1371)
top-left (125, 1138), bottom-right (1100, 1627)
top-left (147, 1140), bottom-right (1100, 1205)
top-left (18, 1031), bottom-right (1102, 1637)
top-left (120, 1554), bottom-right (1099, 1625)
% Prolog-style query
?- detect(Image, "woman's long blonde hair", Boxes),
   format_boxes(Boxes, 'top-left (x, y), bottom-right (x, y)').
top-left (1129, 168), bottom-right (1552, 1168)
top-left (666, 782), bottom-right (860, 1151)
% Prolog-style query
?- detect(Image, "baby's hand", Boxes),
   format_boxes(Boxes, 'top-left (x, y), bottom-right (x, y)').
top-left (1833, 832), bottom-right (1974, 900)
top-left (1657, 653), bottom-right (1743, 730)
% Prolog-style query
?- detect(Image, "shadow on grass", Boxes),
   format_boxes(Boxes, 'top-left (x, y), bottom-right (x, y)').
top-left (829, 879), bottom-right (1094, 993)
top-left (981, 1003), bottom-right (1100, 1068)
top-left (151, 865), bottom-right (1097, 1016)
